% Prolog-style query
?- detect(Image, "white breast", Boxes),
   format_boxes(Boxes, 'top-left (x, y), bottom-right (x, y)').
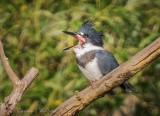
top-left (74, 43), bottom-right (105, 82)
top-left (78, 57), bottom-right (103, 82)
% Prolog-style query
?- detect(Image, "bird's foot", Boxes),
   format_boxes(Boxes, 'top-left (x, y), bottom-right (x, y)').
top-left (90, 80), bottom-right (98, 88)
top-left (75, 90), bottom-right (81, 100)
top-left (75, 90), bottom-right (85, 106)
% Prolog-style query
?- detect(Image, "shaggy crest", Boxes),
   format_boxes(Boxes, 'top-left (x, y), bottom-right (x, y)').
top-left (78, 21), bottom-right (103, 46)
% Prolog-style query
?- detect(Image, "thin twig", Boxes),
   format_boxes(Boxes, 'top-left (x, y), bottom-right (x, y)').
top-left (0, 41), bottom-right (20, 86)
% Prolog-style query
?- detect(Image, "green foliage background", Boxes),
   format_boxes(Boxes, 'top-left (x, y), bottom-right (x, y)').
top-left (0, 0), bottom-right (160, 115)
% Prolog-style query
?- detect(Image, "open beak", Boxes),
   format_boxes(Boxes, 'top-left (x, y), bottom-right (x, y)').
top-left (63, 31), bottom-right (77, 36)
top-left (62, 31), bottom-right (85, 51)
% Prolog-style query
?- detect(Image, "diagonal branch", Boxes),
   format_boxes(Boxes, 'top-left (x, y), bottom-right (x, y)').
top-left (50, 37), bottom-right (160, 116)
top-left (0, 41), bottom-right (20, 86)
top-left (0, 41), bottom-right (39, 116)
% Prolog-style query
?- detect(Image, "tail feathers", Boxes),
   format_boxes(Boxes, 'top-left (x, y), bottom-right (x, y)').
top-left (120, 81), bottom-right (137, 93)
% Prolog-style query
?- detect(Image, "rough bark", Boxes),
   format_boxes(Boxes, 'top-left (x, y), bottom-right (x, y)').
top-left (0, 41), bottom-right (39, 116)
top-left (50, 37), bottom-right (160, 116)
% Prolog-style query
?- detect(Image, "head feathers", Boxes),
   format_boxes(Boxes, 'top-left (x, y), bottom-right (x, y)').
top-left (78, 21), bottom-right (103, 46)
top-left (78, 21), bottom-right (95, 34)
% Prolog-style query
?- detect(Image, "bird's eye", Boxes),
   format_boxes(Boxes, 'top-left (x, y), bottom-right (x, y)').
top-left (84, 34), bottom-right (88, 37)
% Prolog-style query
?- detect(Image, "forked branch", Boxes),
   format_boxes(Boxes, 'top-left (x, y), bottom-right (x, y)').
top-left (0, 41), bottom-right (39, 116)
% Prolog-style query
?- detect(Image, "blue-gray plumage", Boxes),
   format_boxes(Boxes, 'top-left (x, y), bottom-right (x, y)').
top-left (63, 21), bottom-right (137, 93)
top-left (95, 50), bottom-right (119, 75)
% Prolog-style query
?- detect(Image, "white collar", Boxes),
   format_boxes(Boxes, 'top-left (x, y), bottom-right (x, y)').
top-left (74, 43), bottom-right (104, 57)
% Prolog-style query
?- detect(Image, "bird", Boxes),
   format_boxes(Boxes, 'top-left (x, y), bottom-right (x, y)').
top-left (63, 21), bottom-right (136, 93)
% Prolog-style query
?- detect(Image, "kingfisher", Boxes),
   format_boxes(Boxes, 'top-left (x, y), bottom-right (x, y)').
top-left (63, 21), bottom-right (136, 93)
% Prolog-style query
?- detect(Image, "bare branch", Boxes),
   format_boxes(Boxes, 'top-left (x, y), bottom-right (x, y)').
top-left (0, 41), bottom-right (39, 116)
top-left (50, 37), bottom-right (160, 116)
top-left (0, 41), bottom-right (20, 86)
top-left (22, 67), bottom-right (39, 90)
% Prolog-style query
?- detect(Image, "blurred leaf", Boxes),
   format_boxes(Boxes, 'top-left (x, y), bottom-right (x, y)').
top-left (0, 0), bottom-right (160, 115)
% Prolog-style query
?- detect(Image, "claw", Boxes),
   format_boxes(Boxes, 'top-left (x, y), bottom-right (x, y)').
top-left (90, 80), bottom-right (97, 88)
top-left (75, 90), bottom-right (86, 106)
